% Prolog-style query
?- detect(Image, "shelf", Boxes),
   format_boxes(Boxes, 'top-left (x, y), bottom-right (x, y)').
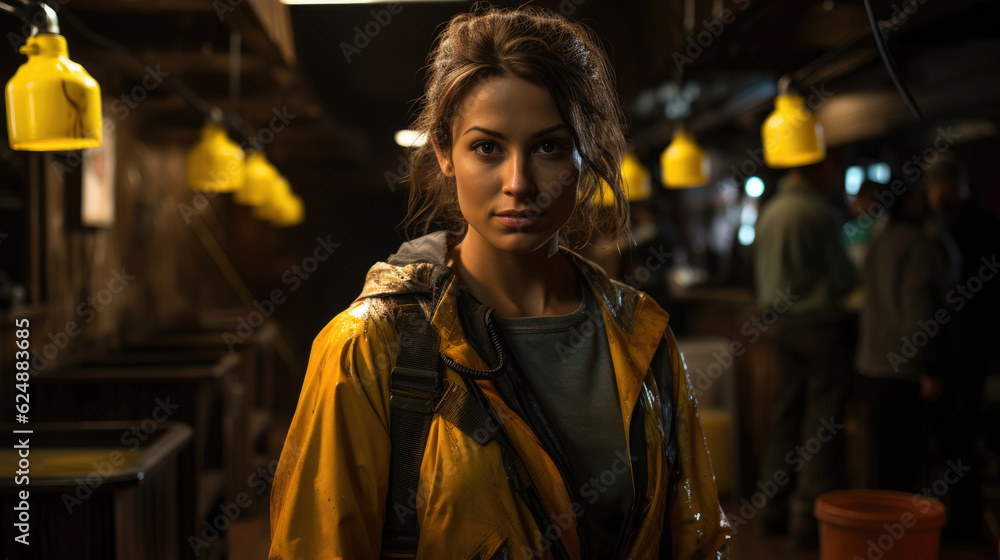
top-left (0, 304), bottom-right (47, 323)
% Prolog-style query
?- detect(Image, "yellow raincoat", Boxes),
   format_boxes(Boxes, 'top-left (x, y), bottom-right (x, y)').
top-left (270, 232), bottom-right (731, 559)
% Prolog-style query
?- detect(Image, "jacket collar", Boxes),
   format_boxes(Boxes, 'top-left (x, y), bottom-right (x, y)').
top-left (354, 231), bottom-right (670, 394)
top-left (354, 230), bottom-right (453, 302)
top-left (356, 230), bottom-right (648, 330)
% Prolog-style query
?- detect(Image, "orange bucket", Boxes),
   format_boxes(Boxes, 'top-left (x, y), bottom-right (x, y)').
top-left (814, 489), bottom-right (946, 560)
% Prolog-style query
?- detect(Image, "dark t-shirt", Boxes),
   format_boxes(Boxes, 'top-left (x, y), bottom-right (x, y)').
top-left (493, 281), bottom-right (632, 559)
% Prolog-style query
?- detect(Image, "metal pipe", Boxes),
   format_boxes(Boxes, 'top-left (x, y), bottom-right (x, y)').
top-left (25, 1), bottom-right (59, 35)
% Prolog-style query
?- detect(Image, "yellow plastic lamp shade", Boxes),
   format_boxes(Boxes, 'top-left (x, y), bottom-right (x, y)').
top-left (594, 179), bottom-right (616, 207)
top-left (661, 131), bottom-right (708, 188)
top-left (274, 194), bottom-right (304, 227)
top-left (251, 201), bottom-right (278, 222)
top-left (252, 175), bottom-right (290, 223)
top-left (761, 93), bottom-right (826, 168)
top-left (622, 153), bottom-right (651, 201)
top-left (5, 34), bottom-right (102, 151)
top-left (594, 153), bottom-right (652, 206)
top-left (235, 151), bottom-right (277, 206)
top-left (187, 123), bottom-right (245, 192)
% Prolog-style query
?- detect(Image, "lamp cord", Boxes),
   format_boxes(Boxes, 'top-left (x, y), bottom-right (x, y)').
top-left (862, 0), bottom-right (923, 121)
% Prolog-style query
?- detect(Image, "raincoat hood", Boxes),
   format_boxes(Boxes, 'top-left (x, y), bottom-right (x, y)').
top-left (356, 230), bottom-right (643, 337)
top-left (356, 230), bottom-right (453, 301)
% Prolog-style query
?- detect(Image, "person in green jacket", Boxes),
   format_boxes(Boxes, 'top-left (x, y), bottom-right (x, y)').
top-left (753, 159), bottom-right (857, 547)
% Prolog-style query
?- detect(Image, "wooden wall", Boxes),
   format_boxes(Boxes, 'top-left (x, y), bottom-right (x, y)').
top-left (0, 103), bottom-right (248, 378)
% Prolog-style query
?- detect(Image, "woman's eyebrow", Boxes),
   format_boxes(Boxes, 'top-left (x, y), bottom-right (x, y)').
top-left (463, 126), bottom-right (507, 139)
top-left (530, 124), bottom-right (569, 138)
top-left (462, 123), bottom-right (569, 139)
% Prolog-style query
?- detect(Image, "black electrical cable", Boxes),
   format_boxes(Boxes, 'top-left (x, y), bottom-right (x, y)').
top-left (862, 0), bottom-right (923, 121)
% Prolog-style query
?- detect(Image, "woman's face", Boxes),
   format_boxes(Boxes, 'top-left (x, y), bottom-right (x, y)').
top-left (435, 75), bottom-right (581, 255)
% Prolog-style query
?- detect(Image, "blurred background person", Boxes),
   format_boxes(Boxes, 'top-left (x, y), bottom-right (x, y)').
top-left (924, 154), bottom-right (1000, 542)
top-left (753, 157), bottom-right (858, 547)
top-left (843, 180), bottom-right (891, 274)
top-left (854, 178), bottom-right (951, 494)
top-left (618, 201), bottom-right (675, 308)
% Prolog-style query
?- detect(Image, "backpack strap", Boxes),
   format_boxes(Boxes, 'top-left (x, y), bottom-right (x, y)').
top-left (379, 293), bottom-right (571, 560)
top-left (380, 294), bottom-right (440, 559)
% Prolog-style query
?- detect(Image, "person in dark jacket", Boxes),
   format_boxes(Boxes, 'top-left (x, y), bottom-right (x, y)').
top-left (855, 179), bottom-right (951, 493)
top-left (924, 155), bottom-right (1000, 542)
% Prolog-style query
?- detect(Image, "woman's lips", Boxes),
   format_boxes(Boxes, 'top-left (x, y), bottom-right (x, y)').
top-left (494, 213), bottom-right (543, 228)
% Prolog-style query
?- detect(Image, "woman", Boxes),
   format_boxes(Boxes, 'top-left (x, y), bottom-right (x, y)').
top-left (269, 7), bottom-right (730, 559)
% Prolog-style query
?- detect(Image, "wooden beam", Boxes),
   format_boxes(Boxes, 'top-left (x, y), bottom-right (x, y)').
top-left (219, 1), bottom-right (297, 68)
top-left (66, 1), bottom-right (296, 68)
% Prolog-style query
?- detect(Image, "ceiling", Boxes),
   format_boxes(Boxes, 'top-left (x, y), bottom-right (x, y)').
top-left (3, 0), bottom-right (998, 190)
top-left (287, 0), bottom-right (1000, 186)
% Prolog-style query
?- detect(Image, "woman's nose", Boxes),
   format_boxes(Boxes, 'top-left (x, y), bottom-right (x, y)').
top-left (501, 153), bottom-right (535, 199)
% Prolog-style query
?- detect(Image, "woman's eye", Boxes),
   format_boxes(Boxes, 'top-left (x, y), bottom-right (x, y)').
top-left (537, 140), bottom-right (563, 155)
top-left (473, 142), bottom-right (499, 156)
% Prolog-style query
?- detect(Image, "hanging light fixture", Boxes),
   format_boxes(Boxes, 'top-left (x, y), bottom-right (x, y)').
top-left (622, 153), bottom-right (652, 201)
top-left (761, 75), bottom-right (826, 168)
top-left (187, 115), bottom-right (245, 192)
top-left (253, 174), bottom-right (290, 222)
top-left (661, 128), bottom-right (708, 188)
top-left (594, 180), bottom-right (615, 207)
top-left (4, 3), bottom-right (102, 151)
top-left (259, 176), bottom-right (304, 227)
top-left (235, 151), bottom-right (277, 206)
top-left (274, 194), bottom-right (304, 227)
top-left (594, 152), bottom-right (652, 206)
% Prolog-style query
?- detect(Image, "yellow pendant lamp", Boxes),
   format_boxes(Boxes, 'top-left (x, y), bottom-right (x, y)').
top-left (661, 130), bottom-right (708, 188)
top-left (188, 122), bottom-right (245, 192)
top-left (274, 194), bottom-right (304, 227)
top-left (622, 153), bottom-right (651, 201)
top-left (761, 76), bottom-right (826, 168)
top-left (594, 152), bottom-right (652, 206)
top-left (253, 174), bottom-right (290, 222)
top-left (594, 179), bottom-right (616, 207)
top-left (5, 5), bottom-right (102, 151)
top-left (235, 151), bottom-right (277, 206)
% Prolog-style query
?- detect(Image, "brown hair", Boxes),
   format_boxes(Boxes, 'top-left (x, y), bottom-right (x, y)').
top-left (400, 5), bottom-right (629, 249)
